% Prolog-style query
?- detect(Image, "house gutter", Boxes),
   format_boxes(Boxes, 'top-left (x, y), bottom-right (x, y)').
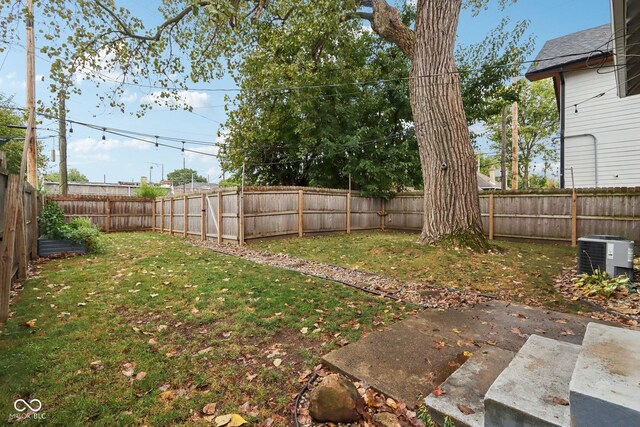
top-left (565, 134), bottom-right (598, 187)
top-left (559, 72), bottom-right (566, 188)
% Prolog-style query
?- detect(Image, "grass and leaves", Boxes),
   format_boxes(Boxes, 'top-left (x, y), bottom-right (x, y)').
top-left (0, 233), bottom-right (409, 426)
top-left (252, 232), bottom-right (580, 311)
top-left (573, 269), bottom-right (631, 297)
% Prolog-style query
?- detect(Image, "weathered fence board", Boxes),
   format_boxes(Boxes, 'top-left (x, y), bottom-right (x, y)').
top-left (47, 195), bottom-right (153, 232)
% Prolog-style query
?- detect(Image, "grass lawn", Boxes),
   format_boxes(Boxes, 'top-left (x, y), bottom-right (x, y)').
top-left (0, 233), bottom-right (410, 426)
top-left (252, 232), bottom-right (582, 312)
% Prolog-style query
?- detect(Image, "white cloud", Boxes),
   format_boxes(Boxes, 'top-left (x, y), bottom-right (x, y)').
top-left (140, 90), bottom-right (211, 109)
top-left (69, 137), bottom-right (151, 155)
top-left (121, 92), bottom-right (138, 103)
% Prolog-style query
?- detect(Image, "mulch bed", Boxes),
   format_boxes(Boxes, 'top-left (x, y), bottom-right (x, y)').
top-left (554, 264), bottom-right (639, 327)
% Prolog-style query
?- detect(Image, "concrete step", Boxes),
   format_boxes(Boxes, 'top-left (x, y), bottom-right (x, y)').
top-left (484, 335), bottom-right (580, 427)
top-left (425, 346), bottom-right (515, 427)
top-left (570, 322), bottom-right (640, 427)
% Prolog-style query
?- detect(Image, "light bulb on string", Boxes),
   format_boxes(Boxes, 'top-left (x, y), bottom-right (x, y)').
top-left (102, 128), bottom-right (106, 141)
top-left (69, 122), bottom-right (73, 134)
top-left (155, 136), bottom-right (159, 148)
top-left (181, 141), bottom-right (185, 153)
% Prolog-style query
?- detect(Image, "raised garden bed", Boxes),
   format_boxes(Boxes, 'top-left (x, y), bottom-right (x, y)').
top-left (38, 238), bottom-right (87, 257)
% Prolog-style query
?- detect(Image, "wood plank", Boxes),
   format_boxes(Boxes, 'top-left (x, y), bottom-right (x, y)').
top-left (105, 198), bottom-right (111, 233)
top-left (160, 198), bottom-right (165, 232)
top-left (201, 193), bottom-right (206, 241)
top-left (183, 195), bottom-right (188, 239)
top-left (298, 190), bottom-right (304, 237)
top-left (170, 197), bottom-right (174, 235)
top-left (152, 198), bottom-right (156, 232)
top-left (0, 176), bottom-right (20, 322)
top-left (217, 192), bottom-right (223, 244)
top-left (489, 193), bottom-right (494, 240)
top-left (572, 190), bottom-right (578, 247)
top-left (346, 193), bottom-right (351, 234)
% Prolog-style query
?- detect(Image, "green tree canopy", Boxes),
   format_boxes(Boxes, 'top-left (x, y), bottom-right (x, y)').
top-left (166, 168), bottom-right (207, 186)
top-left (485, 78), bottom-right (559, 189)
top-left (45, 168), bottom-right (90, 183)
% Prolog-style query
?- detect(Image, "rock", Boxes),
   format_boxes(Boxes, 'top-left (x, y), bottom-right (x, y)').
top-left (308, 374), bottom-right (363, 423)
top-left (373, 412), bottom-right (402, 427)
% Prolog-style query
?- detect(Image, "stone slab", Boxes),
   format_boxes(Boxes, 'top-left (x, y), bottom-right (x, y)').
top-left (322, 300), bottom-right (595, 407)
top-left (484, 335), bottom-right (580, 427)
top-left (570, 322), bottom-right (640, 427)
top-left (425, 346), bottom-right (515, 427)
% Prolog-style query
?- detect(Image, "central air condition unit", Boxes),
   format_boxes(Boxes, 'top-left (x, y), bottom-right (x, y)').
top-left (577, 235), bottom-right (635, 279)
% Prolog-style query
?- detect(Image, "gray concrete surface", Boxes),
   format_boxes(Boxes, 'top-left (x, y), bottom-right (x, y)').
top-left (570, 322), bottom-right (640, 427)
top-left (484, 335), bottom-right (580, 427)
top-left (425, 346), bottom-right (515, 427)
top-left (322, 300), bottom-right (594, 406)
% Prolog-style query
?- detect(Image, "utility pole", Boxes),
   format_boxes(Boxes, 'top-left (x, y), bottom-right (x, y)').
top-left (58, 91), bottom-right (68, 194)
top-left (25, 0), bottom-right (37, 186)
top-left (501, 106), bottom-right (507, 190)
top-left (511, 77), bottom-right (519, 190)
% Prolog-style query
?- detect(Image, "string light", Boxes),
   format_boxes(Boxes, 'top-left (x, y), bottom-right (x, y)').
top-left (69, 123), bottom-right (73, 133)
top-left (102, 128), bottom-right (106, 140)
top-left (155, 136), bottom-right (159, 148)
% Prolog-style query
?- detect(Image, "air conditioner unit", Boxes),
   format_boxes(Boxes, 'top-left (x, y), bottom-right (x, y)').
top-left (577, 235), bottom-right (634, 280)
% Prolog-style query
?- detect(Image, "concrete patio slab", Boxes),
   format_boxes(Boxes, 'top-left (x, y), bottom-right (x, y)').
top-left (322, 300), bottom-right (595, 406)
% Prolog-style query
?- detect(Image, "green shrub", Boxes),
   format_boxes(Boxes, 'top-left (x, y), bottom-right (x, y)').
top-left (39, 201), bottom-right (67, 239)
top-left (38, 202), bottom-right (103, 253)
top-left (66, 217), bottom-right (103, 253)
top-left (134, 184), bottom-right (168, 198)
top-left (573, 268), bottom-right (631, 297)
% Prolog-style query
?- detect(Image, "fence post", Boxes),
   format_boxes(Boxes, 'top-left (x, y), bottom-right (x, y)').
top-left (183, 195), bottom-right (188, 239)
top-left (169, 196), bottom-right (174, 235)
top-left (15, 200), bottom-right (27, 280)
top-left (489, 193), bottom-right (495, 240)
top-left (30, 188), bottom-right (38, 258)
top-left (0, 176), bottom-right (20, 322)
top-left (298, 189), bottom-right (304, 237)
top-left (152, 198), bottom-right (156, 232)
top-left (346, 192), bottom-right (351, 234)
top-left (160, 198), bottom-right (165, 233)
top-left (238, 190), bottom-right (245, 245)
top-left (218, 191), bottom-right (223, 244)
top-left (105, 198), bottom-right (111, 233)
top-left (571, 190), bottom-right (578, 247)
top-left (380, 198), bottom-right (385, 231)
top-left (201, 193), bottom-right (206, 241)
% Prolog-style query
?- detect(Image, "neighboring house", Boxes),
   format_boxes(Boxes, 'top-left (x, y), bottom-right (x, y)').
top-left (526, 24), bottom-right (640, 189)
top-left (610, 0), bottom-right (640, 98)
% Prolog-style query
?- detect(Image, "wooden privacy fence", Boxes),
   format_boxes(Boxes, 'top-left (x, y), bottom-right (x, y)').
top-left (151, 186), bottom-right (640, 244)
top-left (46, 194), bottom-right (154, 232)
top-left (0, 168), bottom-right (39, 322)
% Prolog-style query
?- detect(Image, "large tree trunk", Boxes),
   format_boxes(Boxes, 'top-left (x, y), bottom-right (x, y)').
top-left (410, 0), bottom-right (486, 250)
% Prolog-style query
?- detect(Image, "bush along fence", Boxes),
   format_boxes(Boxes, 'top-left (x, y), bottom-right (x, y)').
top-left (0, 155), bottom-right (39, 322)
top-left (147, 186), bottom-right (640, 245)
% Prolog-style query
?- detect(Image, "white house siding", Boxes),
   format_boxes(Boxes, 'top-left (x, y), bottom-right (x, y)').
top-left (564, 67), bottom-right (640, 188)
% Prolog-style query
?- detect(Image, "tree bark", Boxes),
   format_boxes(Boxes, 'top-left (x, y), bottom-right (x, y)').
top-left (409, 0), bottom-right (486, 250)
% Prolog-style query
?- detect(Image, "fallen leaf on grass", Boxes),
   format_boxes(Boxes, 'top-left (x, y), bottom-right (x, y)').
top-left (203, 403), bottom-right (217, 415)
top-left (300, 327), bottom-right (308, 334)
top-left (24, 319), bottom-right (37, 328)
top-left (215, 414), bottom-right (248, 427)
top-left (135, 371), bottom-right (147, 381)
top-left (121, 362), bottom-right (136, 377)
top-left (457, 403), bottom-right (476, 415)
top-left (273, 358), bottom-right (282, 367)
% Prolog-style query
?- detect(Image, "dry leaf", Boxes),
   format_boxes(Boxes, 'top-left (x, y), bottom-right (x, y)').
top-left (432, 387), bottom-right (446, 397)
top-left (203, 403), bottom-right (217, 415)
top-left (121, 362), bottom-right (136, 377)
top-left (273, 358), bottom-right (282, 367)
top-left (228, 414), bottom-right (248, 426)
top-left (300, 327), bottom-right (309, 334)
top-left (551, 396), bottom-right (569, 406)
top-left (160, 390), bottom-right (175, 401)
top-left (135, 371), bottom-right (147, 381)
top-left (457, 403), bottom-right (476, 415)
top-left (25, 319), bottom-right (37, 328)
top-left (463, 351), bottom-right (473, 358)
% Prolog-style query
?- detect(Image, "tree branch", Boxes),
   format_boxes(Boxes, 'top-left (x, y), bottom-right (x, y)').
top-left (359, 0), bottom-right (415, 60)
top-left (94, 0), bottom-right (210, 42)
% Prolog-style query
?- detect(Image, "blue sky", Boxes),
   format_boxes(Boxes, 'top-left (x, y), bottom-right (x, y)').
top-left (0, 0), bottom-right (611, 184)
